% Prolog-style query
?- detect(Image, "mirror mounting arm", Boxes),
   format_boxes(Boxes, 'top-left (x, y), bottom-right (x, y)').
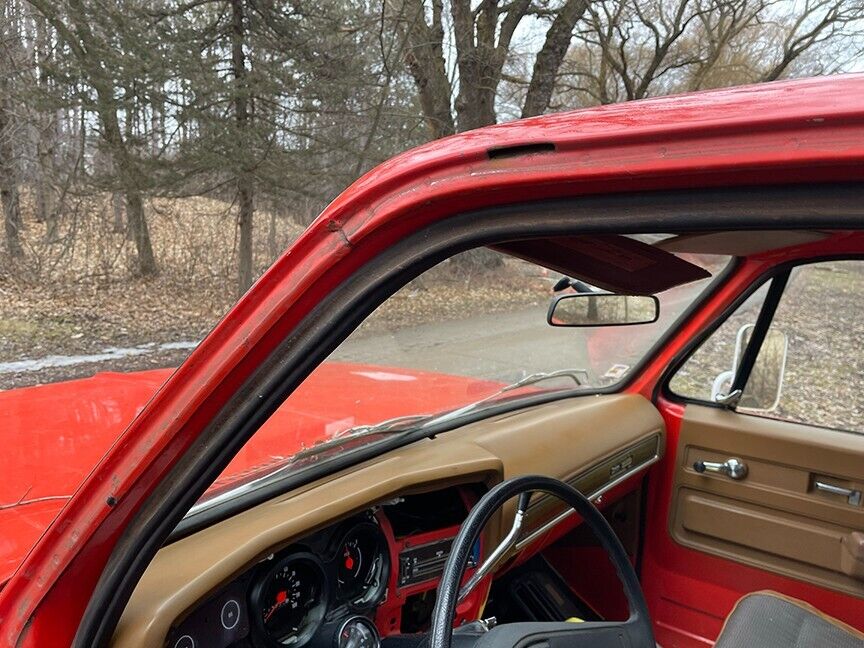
top-left (728, 270), bottom-right (790, 396)
top-left (714, 389), bottom-right (742, 409)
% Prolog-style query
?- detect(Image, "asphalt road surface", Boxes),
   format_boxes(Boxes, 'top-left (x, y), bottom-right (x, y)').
top-left (1, 300), bottom-right (672, 390)
top-left (332, 304), bottom-right (594, 385)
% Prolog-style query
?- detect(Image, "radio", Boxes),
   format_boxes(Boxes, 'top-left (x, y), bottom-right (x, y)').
top-left (398, 537), bottom-right (479, 587)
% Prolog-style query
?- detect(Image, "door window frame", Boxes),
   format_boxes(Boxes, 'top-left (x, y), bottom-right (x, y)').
top-left (662, 254), bottom-right (864, 433)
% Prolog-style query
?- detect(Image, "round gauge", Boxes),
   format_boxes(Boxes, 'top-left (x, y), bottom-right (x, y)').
top-left (252, 553), bottom-right (329, 646)
top-left (335, 617), bottom-right (379, 648)
top-left (335, 524), bottom-right (389, 606)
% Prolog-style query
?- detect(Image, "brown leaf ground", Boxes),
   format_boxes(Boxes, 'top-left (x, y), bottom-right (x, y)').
top-left (1, 197), bottom-right (549, 388)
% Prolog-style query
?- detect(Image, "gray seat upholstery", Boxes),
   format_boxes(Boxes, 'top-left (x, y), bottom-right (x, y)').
top-left (715, 591), bottom-right (864, 647)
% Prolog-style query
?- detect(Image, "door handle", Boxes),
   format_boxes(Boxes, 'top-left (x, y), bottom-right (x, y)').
top-left (814, 480), bottom-right (862, 506)
top-left (693, 457), bottom-right (748, 480)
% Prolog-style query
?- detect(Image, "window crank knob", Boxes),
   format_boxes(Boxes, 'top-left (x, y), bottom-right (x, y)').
top-left (693, 457), bottom-right (748, 480)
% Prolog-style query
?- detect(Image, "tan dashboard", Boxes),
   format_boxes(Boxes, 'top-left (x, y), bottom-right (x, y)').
top-left (113, 393), bottom-right (664, 647)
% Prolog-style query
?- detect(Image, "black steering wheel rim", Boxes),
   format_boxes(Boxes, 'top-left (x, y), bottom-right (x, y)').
top-left (429, 475), bottom-right (654, 648)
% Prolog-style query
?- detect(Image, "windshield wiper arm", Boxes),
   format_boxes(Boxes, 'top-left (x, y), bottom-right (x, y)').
top-left (186, 372), bottom-right (590, 521)
top-left (289, 413), bottom-right (434, 461)
top-left (421, 368), bottom-right (590, 428)
top-left (185, 413), bottom-right (434, 519)
top-left (234, 368), bottom-right (588, 480)
top-left (331, 413), bottom-right (434, 439)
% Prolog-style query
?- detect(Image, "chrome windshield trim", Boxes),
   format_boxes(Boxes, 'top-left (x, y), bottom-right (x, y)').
top-left (185, 469), bottom-right (282, 518)
top-left (513, 451), bottom-right (660, 551)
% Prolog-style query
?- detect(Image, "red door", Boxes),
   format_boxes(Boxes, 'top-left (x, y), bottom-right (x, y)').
top-left (637, 248), bottom-right (864, 645)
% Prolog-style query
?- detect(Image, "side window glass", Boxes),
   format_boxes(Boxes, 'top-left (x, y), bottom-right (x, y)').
top-left (669, 283), bottom-right (769, 403)
top-left (671, 260), bottom-right (864, 434)
top-left (748, 261), bottom-right (864, 432)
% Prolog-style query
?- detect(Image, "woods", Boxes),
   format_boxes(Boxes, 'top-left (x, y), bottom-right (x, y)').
top-left (1, 0), bottom-right (862, 296)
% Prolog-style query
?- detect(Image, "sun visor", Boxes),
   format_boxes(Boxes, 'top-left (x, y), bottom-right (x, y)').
top-left (492, 235), bottom-right (710, 295)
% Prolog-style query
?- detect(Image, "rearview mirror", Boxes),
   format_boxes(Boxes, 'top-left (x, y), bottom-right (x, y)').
top-left (547, 293), bottom-right (659, 327)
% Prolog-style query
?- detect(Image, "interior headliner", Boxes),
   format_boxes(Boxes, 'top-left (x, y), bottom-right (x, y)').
top-left (655, 230), bottom-right (829, 256)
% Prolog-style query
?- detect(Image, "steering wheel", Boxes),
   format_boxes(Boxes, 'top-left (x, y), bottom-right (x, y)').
top-left (429, 475), bottom-right (655, 648)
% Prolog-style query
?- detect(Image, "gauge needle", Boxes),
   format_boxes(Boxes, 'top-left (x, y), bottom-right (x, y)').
top-left (264, 605), bottom-right (279, 623)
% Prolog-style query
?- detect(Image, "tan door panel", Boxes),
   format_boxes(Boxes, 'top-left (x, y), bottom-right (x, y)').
top-left (681, 491), bottom-right (851, 573)
top-left (670, 405), bottom-right (864, 598)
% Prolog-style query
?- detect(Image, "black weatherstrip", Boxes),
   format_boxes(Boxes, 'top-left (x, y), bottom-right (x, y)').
top-left (728, 270), bottom-right (790, 397)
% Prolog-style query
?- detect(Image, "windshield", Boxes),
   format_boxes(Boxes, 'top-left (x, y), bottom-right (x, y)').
top-left (195, 243), bottom-right (730, 508)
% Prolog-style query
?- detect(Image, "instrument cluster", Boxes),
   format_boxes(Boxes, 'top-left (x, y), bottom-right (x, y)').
top-left (166, 515), bottom-right (390, 648)
top-left (165, 486), bottom-right (482, 648)
top-left (250, 521), bottom-right (389, 647)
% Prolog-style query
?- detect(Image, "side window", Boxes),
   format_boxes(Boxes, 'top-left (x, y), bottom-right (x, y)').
top-left (669, 283), bottom-right (769, 403)
top-left (671, 260), bottom-right (864, 434)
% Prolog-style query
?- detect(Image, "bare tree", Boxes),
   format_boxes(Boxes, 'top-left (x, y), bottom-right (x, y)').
top-left (395, 0), bottom-right (591, 136)
top-left (0, 98), bottom-right (24, 260)
top-left (29, 7), bottom-right (56, 232)
top-left (557, 0), bottom-right (864, 107)
top-left (26, 0), bottom-right (159, 277)
top-left (760, 0), bottom-right (864, 82)
top-left (396, 0), bottom-right (863, 137)
top-left (230, 0), bottom-right (255, 294)
top-left (1, 0), bottom-right (24, 260)
top-left (3, 0), bottom-right (862, 290)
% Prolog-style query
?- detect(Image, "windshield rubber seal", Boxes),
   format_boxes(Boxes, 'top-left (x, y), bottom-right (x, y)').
top-left (73, 183), bottom-right (864, 648)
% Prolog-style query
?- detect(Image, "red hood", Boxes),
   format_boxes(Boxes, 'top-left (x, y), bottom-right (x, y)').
top-left (0, 361), bottom-right (498, 584)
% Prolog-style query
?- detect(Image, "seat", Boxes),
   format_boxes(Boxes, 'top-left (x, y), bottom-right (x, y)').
top-left (715, 591), bottom-right (864, 647)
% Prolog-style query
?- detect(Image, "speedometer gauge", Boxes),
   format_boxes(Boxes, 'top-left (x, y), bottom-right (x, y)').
top-left (335, 523), bottom-right (389, 606)
top-left (252, 553), bottom-right (328, 646)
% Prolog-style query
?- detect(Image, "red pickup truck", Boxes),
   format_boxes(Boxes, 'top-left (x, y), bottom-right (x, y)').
top-left (1, 76), bottom-right (863, 648)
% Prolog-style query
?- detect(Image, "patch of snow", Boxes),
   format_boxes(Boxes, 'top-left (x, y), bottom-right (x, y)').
top-left (0, 341), bottom-right (200, 375)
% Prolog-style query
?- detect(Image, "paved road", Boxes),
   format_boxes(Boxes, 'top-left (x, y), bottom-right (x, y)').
top-left (332, 304), bottom-right (592, 385)
top-left (3, 293), bottom-right (688, 390)
top-left (332, 280), bottom-right (715, 388)
top-left (1, 304), bottom-right (593, 390)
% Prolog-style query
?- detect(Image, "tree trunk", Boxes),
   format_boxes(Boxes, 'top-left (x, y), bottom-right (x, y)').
top-left (453, 58), bottom-right (499, 132)
top-left (35, 141), bottom-right (53, 222)
top-left (400, 0), bottom-right (456, 139)
top-left (112, 191), bottom-right (125, 233)
top-left (33, 10), bottom-right (56, 231)
top-left (237, 179), bottom-right (254, 294)
top-left (1, 182), bottom-right (23, 259)
top-left (232, 0), bottom-right (254, 295)
top-left (100, 104), bottom-right (157, 275)
top-left (36, 121), bottom-right (58, 240)
top-left (0, 74), bottom-right (23, 259)
top-left (522, 0), bottom-right (590, 118)
top-left (35, 0), bottom-right (158, 276)
top-left (124, 190), bottom-right (156, 274)
top-left (267, 206), bottom-right (277, 262)
top-left (451, 0), bottom-right (499, 132)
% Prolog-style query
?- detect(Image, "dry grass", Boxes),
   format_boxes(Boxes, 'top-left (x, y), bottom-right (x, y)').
top-left (4, 192), bottom-right (306, 286)
top-left (1, 194), bottom-right (306, 386)
top-left (0, 198), bottom-right (550, 389)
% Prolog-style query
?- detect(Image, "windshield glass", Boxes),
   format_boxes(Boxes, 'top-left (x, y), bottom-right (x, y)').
top-left (195, 241), bottom-right (730, 508)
